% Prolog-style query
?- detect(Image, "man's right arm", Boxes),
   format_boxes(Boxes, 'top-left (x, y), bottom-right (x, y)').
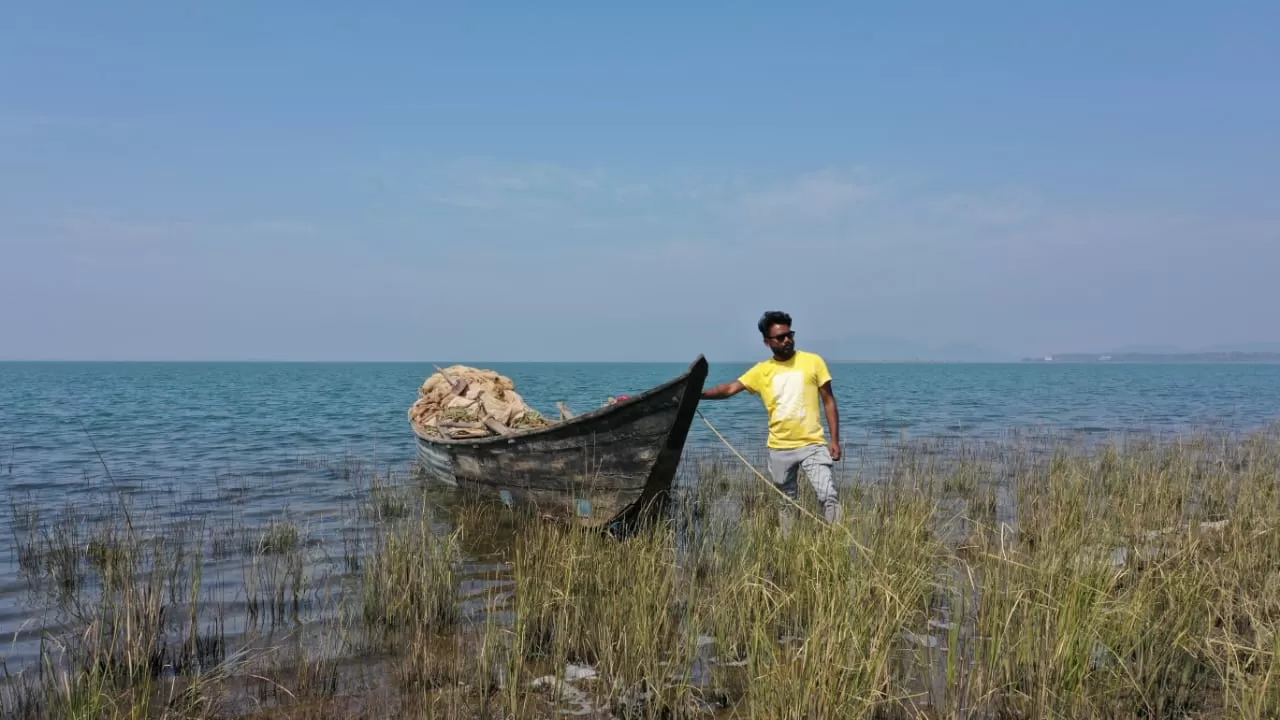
top-left (701, 379), bottom-right (746, 400)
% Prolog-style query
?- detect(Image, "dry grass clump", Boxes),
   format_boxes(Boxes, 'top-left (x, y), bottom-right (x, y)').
top-left (360, 510), bottom-right (461, 633)
top-left (936, 433), bottom-right (1280, 719)
top-left (503, 515), bottom-right (702, 717)
top-left (686, 481), bottom-right (943, 718)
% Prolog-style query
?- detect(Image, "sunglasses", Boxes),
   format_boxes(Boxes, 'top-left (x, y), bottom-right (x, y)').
top-left (767, 331), bottom-right (795, 342)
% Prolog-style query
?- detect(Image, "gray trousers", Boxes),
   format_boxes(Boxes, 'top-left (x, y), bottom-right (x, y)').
top-left (767, 444), bottom-right (842, 525)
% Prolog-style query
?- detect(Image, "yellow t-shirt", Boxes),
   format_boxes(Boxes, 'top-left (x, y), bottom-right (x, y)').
top-left (738, 350), bottom-right (834, 450)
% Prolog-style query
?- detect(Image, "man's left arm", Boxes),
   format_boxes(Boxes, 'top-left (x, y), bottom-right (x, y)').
top-left (819, 381), bottom-right (841, 461)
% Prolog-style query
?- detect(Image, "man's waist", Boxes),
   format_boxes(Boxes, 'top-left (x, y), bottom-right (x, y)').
top-left (766, 433), bottom-right (827, 450)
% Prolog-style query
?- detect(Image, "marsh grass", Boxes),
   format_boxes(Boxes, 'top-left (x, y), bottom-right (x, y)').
top-left (1, 505), bottom-right (251, 720)
top-left (360, 505), bottom-right (461, 633)
top-left (2, 427), bottom-right (1279, 718)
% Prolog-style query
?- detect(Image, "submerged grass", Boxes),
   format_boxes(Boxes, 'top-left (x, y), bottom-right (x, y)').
top-left (2, 426), bottom-right (1278, 718)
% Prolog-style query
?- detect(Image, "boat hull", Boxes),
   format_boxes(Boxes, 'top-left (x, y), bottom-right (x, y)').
top-left (412, 355), bottom-right (709, 527)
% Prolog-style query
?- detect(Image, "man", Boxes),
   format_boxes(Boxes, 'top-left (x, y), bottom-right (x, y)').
top-left (701, 310), bottom-right (844, 525)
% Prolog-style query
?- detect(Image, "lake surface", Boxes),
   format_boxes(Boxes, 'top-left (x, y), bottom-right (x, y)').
top-left (6, 360), bottom-right (1278, 491)
top-left (2, 360), bottom-right (1280, 671)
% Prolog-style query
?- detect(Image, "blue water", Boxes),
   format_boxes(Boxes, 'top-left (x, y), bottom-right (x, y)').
top-left (1, 359), bottom-right (1279, 670)
top-left (3, 361), bottom-right (1276, 492)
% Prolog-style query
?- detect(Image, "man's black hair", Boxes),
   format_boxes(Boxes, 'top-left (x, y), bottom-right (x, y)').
top-left (758, 310), bottom-right (792, 337)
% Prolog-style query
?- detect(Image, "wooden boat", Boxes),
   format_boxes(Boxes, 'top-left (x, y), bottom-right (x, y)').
top-left (411, 355), bottom-right (709, 529)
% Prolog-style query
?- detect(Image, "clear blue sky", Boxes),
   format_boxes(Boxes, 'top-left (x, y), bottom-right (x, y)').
top-left (3, 2), bottom-right (1277, 361)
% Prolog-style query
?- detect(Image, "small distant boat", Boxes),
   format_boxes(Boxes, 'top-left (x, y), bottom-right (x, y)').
top-left (411, 355), bottom-right (709, 529)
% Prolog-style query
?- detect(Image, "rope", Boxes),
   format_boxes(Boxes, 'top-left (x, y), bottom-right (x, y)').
top-left (695, 408), bottom-right (1121, 611)
top-left (695, 408), bottom-right (873, 558)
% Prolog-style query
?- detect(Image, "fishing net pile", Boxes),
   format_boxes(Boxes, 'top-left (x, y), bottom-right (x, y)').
top-left (409, 365), bottom-right (554, 439)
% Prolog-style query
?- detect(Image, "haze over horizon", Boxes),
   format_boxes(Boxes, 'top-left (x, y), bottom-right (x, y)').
top-left (3, 4), bottom-right (1277, 363)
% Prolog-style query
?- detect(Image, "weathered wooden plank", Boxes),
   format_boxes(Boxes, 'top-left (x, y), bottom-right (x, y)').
top-left (480, 417), bottom-right (515, 436)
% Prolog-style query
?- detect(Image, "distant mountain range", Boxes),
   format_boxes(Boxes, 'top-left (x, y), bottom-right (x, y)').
top-left (1108, 342), bottom-right (1280, 355)
top-left (1023, 347), bottom-right (1280, 364)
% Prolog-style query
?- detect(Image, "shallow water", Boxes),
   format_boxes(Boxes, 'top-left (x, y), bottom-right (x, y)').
top-left (2, 360), bottom-right (1280, 673)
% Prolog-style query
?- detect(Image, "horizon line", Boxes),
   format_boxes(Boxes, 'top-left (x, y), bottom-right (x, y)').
top-left (0, 357), bottom-right (1020, 365)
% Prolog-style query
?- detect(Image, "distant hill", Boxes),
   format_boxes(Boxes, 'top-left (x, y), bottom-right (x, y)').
top-left (1200, 342), bottom-right (1280, 354)
top-left (1109, 344), bottom-right (1188, 355)
top-left (1023, 351), bottom-right (1280, 364)
top-left (1108, 342), bottom-right (1280, 355)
